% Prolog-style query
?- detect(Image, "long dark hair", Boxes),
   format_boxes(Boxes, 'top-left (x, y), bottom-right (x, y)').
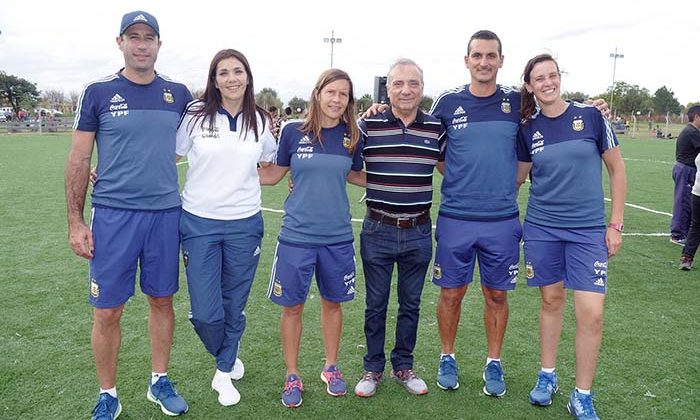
top-left (187, 49), bottom-right (266, 141)
top-left (520, 54), bottom-right (560, 123)
top-left (300, 69), bottom-right (359, 152)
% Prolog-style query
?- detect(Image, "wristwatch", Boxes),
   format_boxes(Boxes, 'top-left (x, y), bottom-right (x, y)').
top-left (607, 222), bottom-right (624, 232)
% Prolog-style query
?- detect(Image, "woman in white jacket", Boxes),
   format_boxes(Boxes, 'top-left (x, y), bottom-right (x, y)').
top-left (176, 48), bottom-right (276, 407)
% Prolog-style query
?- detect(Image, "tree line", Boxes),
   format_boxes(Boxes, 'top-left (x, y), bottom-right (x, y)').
top-left (1, 71), bottom-right (695, 120)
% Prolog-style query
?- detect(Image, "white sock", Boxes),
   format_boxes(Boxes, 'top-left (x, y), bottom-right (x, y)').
top-left (486, 357), bottom-right (501, 365)
top-left (151, 372), bottom-right (167, 385)
top-left (441, 353), bottom-right (456, 359)
top-left (100, 387), bottom-right (117, 398)
top-left (541, 367), bottom-right (556, 374)
top-left (215, 369), bottom-right (231, 380)
top-left (576, 388), bottom-right (591, 395)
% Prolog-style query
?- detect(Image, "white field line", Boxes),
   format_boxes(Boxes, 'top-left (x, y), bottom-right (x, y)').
top-left (207, 155), bottom-right (673, 238)
top-left (603, 197), bottom-right (672, 217)
top-left (261, 207), bottom-right (668, 237)
top-left (624, 157), bottom-right (675, 165)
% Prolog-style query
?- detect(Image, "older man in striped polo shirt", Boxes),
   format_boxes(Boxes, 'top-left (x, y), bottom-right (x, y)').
top-left (354, 59), bottom-right (445, 398)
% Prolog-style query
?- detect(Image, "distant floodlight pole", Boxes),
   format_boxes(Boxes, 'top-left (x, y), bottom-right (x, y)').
top-left (323, 30), bottom-right (342, 68)
top-left (609, 48), bottom-right (624, 112)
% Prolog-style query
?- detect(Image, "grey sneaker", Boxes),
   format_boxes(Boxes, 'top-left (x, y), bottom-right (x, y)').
top-left (391, 369), bottom-right (428, 395)
top-left (670, 236), bottom-right (687, 246)
top-left (680, 255), bottom-right (693, 270)
top-left (354, 371), bottom-right (383, 397)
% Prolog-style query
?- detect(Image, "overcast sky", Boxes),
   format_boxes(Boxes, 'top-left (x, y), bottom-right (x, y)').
top-left (1, 0), bottom-right (697, 107)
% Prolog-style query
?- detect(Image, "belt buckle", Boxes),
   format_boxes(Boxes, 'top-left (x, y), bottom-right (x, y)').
top-left (396, 217), bottom-right (410, 228)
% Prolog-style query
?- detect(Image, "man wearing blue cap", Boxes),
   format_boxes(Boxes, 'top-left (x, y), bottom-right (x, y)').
top-left (66, 10), bottom-right (192, 419)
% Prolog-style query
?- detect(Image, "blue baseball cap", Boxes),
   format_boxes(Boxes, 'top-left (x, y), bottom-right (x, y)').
top-left (119, 10), bottom-right (160, 37)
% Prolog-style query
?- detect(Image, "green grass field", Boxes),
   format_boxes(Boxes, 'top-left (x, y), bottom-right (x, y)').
top-left (0, 127), bottom-right (698, 419)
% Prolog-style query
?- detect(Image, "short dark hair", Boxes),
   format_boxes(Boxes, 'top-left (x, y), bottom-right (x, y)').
top-left (468, 30), bottom-right (502, 56)
top-left (688, 105), bottom-right (700, 122)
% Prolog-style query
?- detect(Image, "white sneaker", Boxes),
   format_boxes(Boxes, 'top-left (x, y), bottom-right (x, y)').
top-left (230, 358), bottom-right (245, 380)
top-left (392, 369), bottom-right (428, 395)
top-left (212, 370), bottom-right (241, 406)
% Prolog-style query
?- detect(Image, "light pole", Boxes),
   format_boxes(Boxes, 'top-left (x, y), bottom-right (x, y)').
top-left (323, 30), bottom-right (342, 68)
top-left (609, 48), bottom-right (624, 111)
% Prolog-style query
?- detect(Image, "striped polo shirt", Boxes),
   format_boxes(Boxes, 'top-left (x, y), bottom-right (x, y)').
top-left (359, 108), bottom-right (445, 214)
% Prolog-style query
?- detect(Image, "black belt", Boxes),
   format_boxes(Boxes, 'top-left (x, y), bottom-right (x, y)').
top-left (367, 208), bottom-right (430, 229)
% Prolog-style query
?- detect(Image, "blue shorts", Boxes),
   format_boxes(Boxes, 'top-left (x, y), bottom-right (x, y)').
top-left (431, 215), bottom-right (522, 290)
top-left (523, 221), bottom-right (607, 294)
top-left (267, 240), bottom-right (356, 306)
top-left (88, 206), bottom-right (181, 308)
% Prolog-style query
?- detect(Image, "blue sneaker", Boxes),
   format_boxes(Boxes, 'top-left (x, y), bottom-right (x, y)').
top-left (529, 371), bottom-right (558, 406)
top-left (567, 390), bottom-right (599, 420)
top-left (147, 376), bottom-right (188, 416)
top-left (320, 365), bottom-right (347, 396)
top-left (281, 374), bottom-right (304, 408)
top-left (436, 355), bottom-right (459, 390)
top-left (482, 361), bottom-right (506, 397)
top-left (91, 393), bottom-right (122, 420)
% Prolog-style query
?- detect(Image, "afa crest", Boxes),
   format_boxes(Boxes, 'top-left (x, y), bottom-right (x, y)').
top-left (501, 101), bottom-right (512, 114)
top-left (433, 264), bottom-right (442, 280)
top-left (273, 280), bottom-right (283, 297)
top-left (163, 90), bottom-right (174, 104)
top-left (343, 135), bottom-right (351, 149)
top-left (525, 262), bottom-right (534, 279)
top-left (572, 118), bottom-right (584, 131)
top-left (90, 278), bottom-right (99, 298)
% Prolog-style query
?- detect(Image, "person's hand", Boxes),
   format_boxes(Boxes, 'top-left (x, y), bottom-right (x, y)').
top-left (590, 98), bottom-right (610, 120)
top-left (89, 166), bottom-right (97, 185)
top-left (605, 227), bottom-right (622, 257)
top-left (68, 221), bottom-right (94, 259)
top-left (360, 103), bottom-right (389, 119)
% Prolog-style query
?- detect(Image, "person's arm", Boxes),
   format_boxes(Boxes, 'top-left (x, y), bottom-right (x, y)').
top-left (65, 130), bottom-right (96, 259)
top-left (602, 147), bottom-right (627, 257)
top-left (436, 161), bottom-right (445, 175)
top-left (258, 164), bottom-right (289, 185)
top-left (517, 161), bottom-right (532, 189)
top-left (346, 170), bottom-right (366, 187)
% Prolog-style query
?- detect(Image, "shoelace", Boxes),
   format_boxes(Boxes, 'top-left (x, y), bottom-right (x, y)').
top-left (92, 396), bottom-right (111, 416)
top-left (535, 372), bottom-right (554, 391)
top-left (284, 377), bottom-right (303, 393)
top-left (440, 357), bottom-right (457, 375)
top-left (362, 371), bottom-right (382, 382)
top-left (396, 369), bottom-right (417, 381)
top-left (576, 393), bottom-right (597, 417)
top-left (325, 368), bottom-right (343, 385)
top-left (154, 379), bottom-right (178, 399)
top-left (485, 363), bottom-right (504, 380)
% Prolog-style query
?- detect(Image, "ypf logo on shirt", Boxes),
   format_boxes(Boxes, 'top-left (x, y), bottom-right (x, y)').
top-left (108, 94), bottom-right (129, 117)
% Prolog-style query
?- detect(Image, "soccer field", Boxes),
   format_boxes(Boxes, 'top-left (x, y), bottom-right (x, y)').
top-left (0, 130), bottom-right (697, 419)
